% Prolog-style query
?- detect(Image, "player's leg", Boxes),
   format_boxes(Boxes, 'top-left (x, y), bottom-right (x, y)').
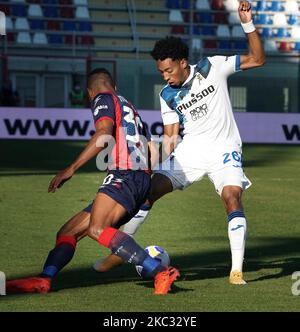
top-left (221, 185), bottom-right (247, 284)
top-left (209, 165), bottom-right (251, 285)
top-left (123, 173), bottom-right (173, 234)
top-left (89, 176), bottom-right (179, 294)
top-left (95, 173), bottom-right (174, 272)
top-left (6, 210), bottom-right (91, 294)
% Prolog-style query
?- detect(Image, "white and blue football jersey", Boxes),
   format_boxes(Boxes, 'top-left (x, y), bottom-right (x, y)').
top-left (160, 55), bottom-right (242, 148)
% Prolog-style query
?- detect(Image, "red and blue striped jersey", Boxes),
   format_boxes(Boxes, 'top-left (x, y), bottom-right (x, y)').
top-left (91, 92), bottom-right (151, 172)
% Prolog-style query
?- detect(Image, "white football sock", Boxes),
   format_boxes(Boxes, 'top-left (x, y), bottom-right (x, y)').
top-left (228, 211), bottom-right (247, 272)
top-left (123, 205), bottom-right (151, 236)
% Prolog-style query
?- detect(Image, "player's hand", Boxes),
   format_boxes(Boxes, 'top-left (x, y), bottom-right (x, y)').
top-left (48, 166), bottom-right (75, 193)
top-left (238, 0), bottom-right (252, 23)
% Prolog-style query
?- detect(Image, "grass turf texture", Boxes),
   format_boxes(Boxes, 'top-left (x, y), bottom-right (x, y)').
top-left (0, 140), bottom-right (299, 312)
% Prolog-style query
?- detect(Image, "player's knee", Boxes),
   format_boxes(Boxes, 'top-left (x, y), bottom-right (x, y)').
top-left (148, 174), bottom-right (172, 204)
top-left (87, 225), bottom-right (104, 241)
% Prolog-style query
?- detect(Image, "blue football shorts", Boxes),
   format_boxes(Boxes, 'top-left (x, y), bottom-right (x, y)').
top-left (83, 170), bottom-right (151, 227)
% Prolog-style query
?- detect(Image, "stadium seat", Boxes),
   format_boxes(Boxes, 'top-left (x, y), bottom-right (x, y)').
top-left (74, 0), bottom-right (88, 5)
top-left (293, 42), bottom-right (300, 51)
top-left (42, 0), bottom-right (57, 4)
top-left (171, 25), bottom-right (185, 34)
top-left (284, 0), bottom-right (299, 13)
top-left (166, 0), bottom-right (180, 9)
top-left (47, 20), bottom-right (61, 30)
top-left (228, 12), bottom-right (240, 25)
top-left (260, 27), bottom-right (273, 38)
top-left (48, 34), bottom-right (63, 44)
top-left (255, 0), bottom-right (268, 11)
top-left (219, 40), bottom-right (231, 49)
top-left (224, 0), bottom-right (239, 11)
top-left (15, 17), bottom-right (30, 30)
top-left (269, 1), bottom-right (284, 12)
top-left (278, 42), bottom-right (292, 52)
top-left (254, 13), bottom-right (272, 25)
top-left (203, 40), bottom-right (217, 49)
top-left (75, 6), bottom-right (90, 19)
top-left (80, 35), bottom-right (94, 45)
top-left (33, 32), bottom-right (48, 44)
top-left (78, 21), bottom-right (92, 31)
top-left (197, 12), bottom-right (213, 24)
top-left (195, 0), bottom-right (210, 10)
top-left (43, 6), bottom-right (59, 18)
top-left (30, 19), bottom-right (45, 30)
top-left (201, 26), bottom-right (216, 36)
top-left (231, 25), bottom-right (245, 38)
top-left (60, 6), bottom-right (75, 18)
top-left (28, 4), bottom-right (43, 17)
top-left (217, 24), bottom-right (230, 38)
top-left (192, 25), bottom-right (201, 35)
top-left (62, 21), bottom-right (77, 31)
top-left (211, 0), bottom-right (225, 10)
top-left (59, 0), bottom-right (72, 4)
top-left (290, 26), bottom-right (300, 39)
top-left (169, 9), bottom-right (183, 22)
top-left (11, 4), bottom-right (27, 17)
top-left (16, 32), bottom-right (31, 44)
top-left (264, 39), bottom-right (278, 52)
top-left (191, 38), bottom-right (202, 51)
top-left (273, 27), bottom-right (290, 38)
top-left (273, 13), bottom-right (287, 27)
top-left (288, 15), bottom-right (298, 26)
top-left (5, 17), bottom-right (13, 31)
top-left (181, 0), bottom-right (191, 9)
top-left (233, 40), bottom-right (247, 50)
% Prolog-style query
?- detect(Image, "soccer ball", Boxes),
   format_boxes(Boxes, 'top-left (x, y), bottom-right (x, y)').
top-left (136, 245), bottom-right (170, 278)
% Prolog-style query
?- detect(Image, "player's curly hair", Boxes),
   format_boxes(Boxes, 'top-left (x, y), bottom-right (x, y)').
top-left (150, 36), bottom-right (189, 61)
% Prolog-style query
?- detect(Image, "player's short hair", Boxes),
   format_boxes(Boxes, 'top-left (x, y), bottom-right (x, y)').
top-left (150, 36), bottom-right (189, 61)
top-left (87, 68), bottom-right (114, 89)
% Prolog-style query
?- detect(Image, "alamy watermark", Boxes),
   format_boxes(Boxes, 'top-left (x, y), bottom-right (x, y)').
top-left (0, 271), bottom-right (5, 295)
top-left (0, 11), bottom-right (6, 36)
top-left (291, 271), bottom-right (300, 296)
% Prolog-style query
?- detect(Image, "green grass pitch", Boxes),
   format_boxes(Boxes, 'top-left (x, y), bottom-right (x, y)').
top-left (0, 140), bottom-right (299, 312)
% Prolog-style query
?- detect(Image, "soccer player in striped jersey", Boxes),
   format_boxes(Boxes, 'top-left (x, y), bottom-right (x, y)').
top-left (6, 68), bottom-right (179, 295)
top-left (96, 1), bottom-right (265, 285)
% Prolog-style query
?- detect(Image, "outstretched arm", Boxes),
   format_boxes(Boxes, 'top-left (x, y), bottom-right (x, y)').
top-left (48, 119), bottom-right (114, 193)
top-left (239, 0), bottom-right (266, 70)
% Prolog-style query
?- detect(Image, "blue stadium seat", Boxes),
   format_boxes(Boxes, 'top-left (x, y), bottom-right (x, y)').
top-left (166, 0), bottom-right (180, 9)
top-left (48, 33), bottom-right (63, 44)
top-left (197, 12), bottom-right (213, 24)
top-left (293, 42), bottom-right (300, 51)
top-left (261, 27), bottom-right (273, 38)
top-left (219, 40), bottom-right (231, 50)
top-left (11, 4), bottom-right (27, 17)
top-left (274, 27), bottom-right (290, 38)
top-left (269, 1), bottom-right (284, 12)
top-left (181, 0), bottom-right (191, 9)
top-left (43, 6), bottom-right (59, 18)
top-left (255, 0), bottom-right (268, 11)
top-left (30, 19), bottom-right (45, 30)
top-left (78, 21), bottom-right (92, 32)
top-left (62, 21), bottom-right (77, 31)
top-left (255, 13), bottom-right (272, 25)
top-left (42, 0), bottom-right (57, 4)
top-left (288, 15), bottom-right (298, 26)
top-left (201, 26), bottom-right (216, 36)
top-left (233, 40), bottom-right (248, 50)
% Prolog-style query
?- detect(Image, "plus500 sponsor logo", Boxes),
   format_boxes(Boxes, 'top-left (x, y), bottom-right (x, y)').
top-left (176, 85), bottom-right (215, 113)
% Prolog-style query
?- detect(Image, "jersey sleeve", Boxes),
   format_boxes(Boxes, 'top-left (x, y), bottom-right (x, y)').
top-left (160, 95), bottom-right (180, 125)
top-left (91, 94), bottom-right (116, 125)
top-left (208, 55), bottom-right (241, 78)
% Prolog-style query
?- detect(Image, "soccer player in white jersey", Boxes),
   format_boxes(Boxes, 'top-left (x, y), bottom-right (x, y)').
top-left (95, 1), bottom-right (265, 284)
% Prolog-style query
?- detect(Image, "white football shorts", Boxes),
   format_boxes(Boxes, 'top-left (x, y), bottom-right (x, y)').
top-left (154, 141), bottom-right (251, 195)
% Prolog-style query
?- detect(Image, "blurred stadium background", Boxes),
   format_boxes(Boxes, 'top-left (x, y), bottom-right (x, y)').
top-left (0, 0), bottom-right (300, 312)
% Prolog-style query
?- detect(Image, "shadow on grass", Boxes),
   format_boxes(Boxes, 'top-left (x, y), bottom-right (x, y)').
top-left (6, 236), bottom-right (299, 295)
